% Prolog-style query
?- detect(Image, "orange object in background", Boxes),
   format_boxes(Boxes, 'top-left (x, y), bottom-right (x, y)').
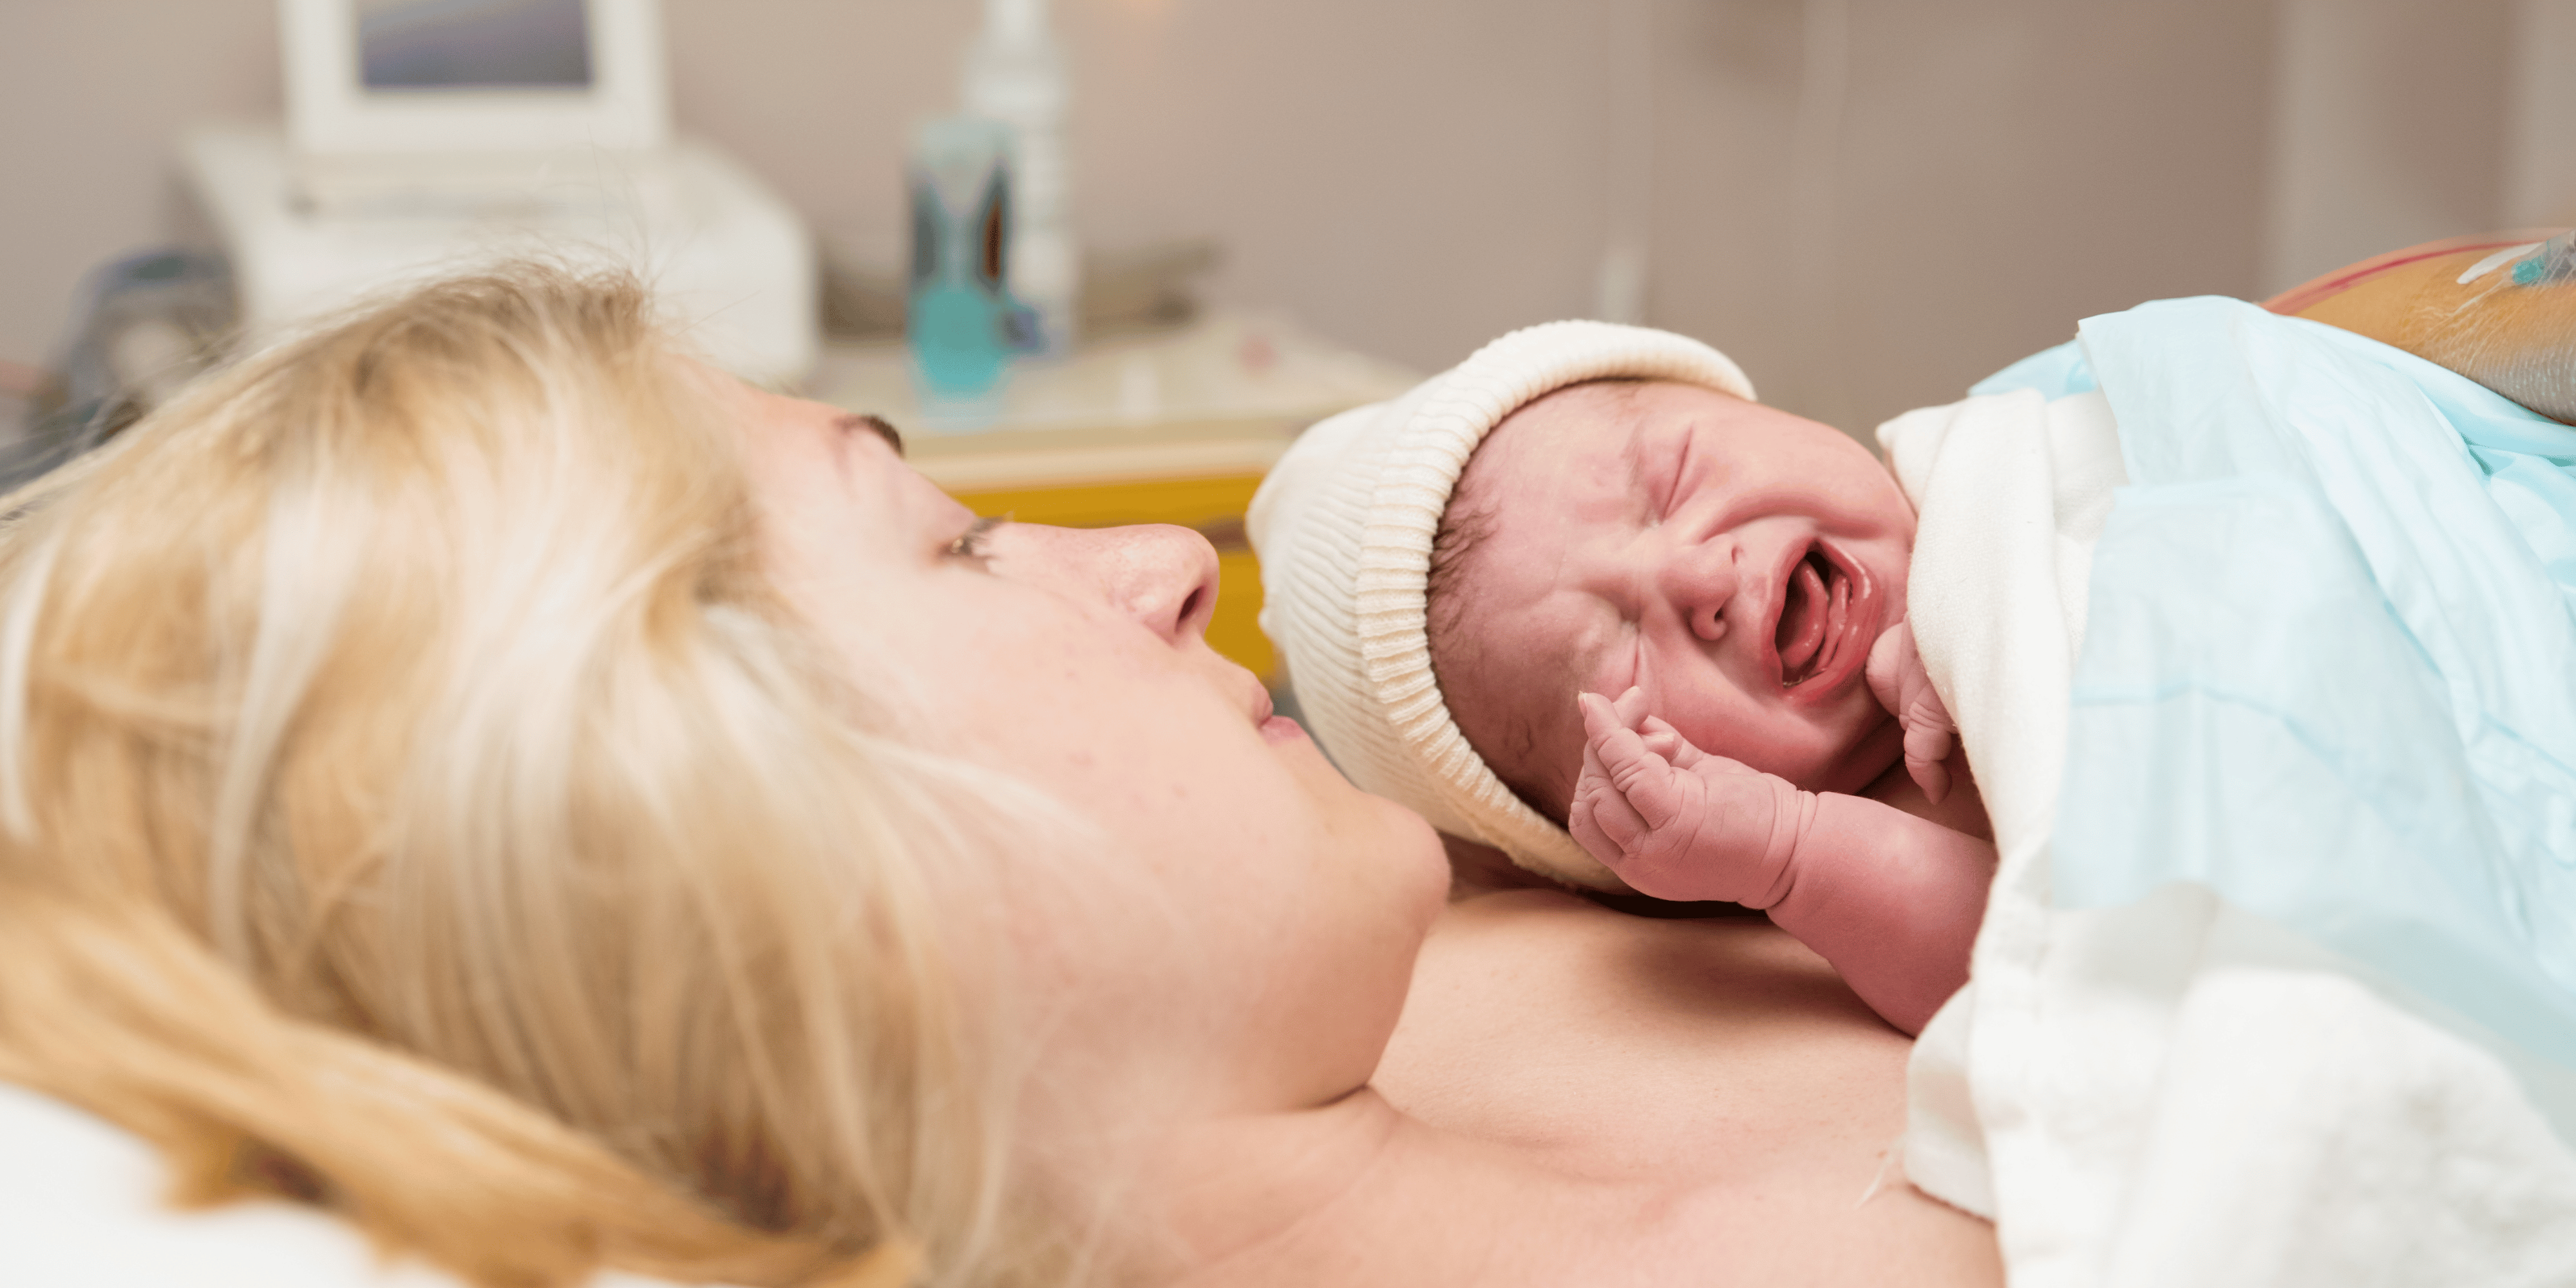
top-left (2264, 230), bottom-right (2576, 424)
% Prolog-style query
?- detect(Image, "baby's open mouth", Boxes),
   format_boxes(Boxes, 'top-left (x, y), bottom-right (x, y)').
top-left (1776, 545), bottom-right (1852, 688)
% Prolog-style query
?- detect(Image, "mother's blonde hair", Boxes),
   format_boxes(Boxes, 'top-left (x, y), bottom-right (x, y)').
top-left (0, 267), bottom-right (1043, 1287)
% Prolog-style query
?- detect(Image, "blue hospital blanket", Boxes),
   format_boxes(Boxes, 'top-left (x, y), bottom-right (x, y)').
top-left (1976, 297), bottom-right (2576, 1073)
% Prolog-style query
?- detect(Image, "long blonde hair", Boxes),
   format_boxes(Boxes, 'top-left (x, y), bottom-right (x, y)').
top-left (0, 267), bottom-right (1044, 1287)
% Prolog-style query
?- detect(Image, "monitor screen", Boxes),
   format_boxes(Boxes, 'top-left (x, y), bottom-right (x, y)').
top-left (357, 0), bottom-right (592, 91)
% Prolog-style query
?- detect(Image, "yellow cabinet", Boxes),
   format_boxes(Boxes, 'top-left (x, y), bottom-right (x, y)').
top-left (811, 313), bottom-right (1417, 682)
top-left (943, 466), bottom-right (1276, 677)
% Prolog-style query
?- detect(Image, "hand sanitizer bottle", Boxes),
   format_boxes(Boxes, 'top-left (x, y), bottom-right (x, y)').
top-left (906, 117), bottom-right (1021, 416)
top-left (963, 0), bottom-right (1078, 357)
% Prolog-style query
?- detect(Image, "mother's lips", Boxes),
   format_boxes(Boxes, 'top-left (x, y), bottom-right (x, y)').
top-left (1250, 682), bottom-right (1309, 744)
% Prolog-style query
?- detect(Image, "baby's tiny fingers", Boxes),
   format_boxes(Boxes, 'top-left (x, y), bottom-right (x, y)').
top-left (1904, 716), bottom-right (1955, 804)
top-left (1639, 715), bottom-right (1707, 769)
top-left (1597, 728), bottom-right (1709, 837)
top-left (1580, 734), bottom-right (1613, 793)
top-left (1866, 623), bottom-right (1909, 717)
top-left (1569, 785), bottom-right (1612, 858)
top-left (1593, 722), bottom-right (1663, 791)
top-left (1573, 776), bottom-right (1653, 858)
top-left (1579, 691), bottom-right (1624, 745)
top-left (1611, 684), bottom-right (1654, 731)
top-left (1572, 735), bottom-right (1647, 862)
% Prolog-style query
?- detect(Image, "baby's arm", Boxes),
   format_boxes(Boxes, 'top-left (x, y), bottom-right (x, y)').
top-left (1568, 690), bottom-right (1989, 1035)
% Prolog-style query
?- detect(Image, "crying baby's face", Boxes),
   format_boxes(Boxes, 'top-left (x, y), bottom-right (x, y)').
top-left (1425, 379), bottom-right (1917, 820)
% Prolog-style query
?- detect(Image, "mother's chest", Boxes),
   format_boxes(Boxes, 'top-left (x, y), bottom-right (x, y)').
top-left (1372, 893), bottom-right (1916, 1180)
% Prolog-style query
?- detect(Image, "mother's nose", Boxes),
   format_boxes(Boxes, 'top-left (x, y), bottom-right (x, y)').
top-left (1039, 523), bottom-right (1222, 645)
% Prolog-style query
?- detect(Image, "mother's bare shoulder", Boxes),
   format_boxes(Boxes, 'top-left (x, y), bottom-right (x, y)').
top-left (1418, 888), bottom-right (1901, 1049)
top-left (1370, 886), bottom-right (1998, 1285)
top-left (1385, 885), bottom-right (1909, 1156)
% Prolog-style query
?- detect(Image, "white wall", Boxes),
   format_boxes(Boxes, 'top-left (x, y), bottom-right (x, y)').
top-left (665, 0), bottom-right (1635, 385)
top-left (668, 0), bottom-right (2289, 432)
top-left (1651, 0), bottom-right (2276, 433)
top-left (2508, 0), bottom-right (2576, 228)
top-left (0, 1), bottom-right (281, 363)
top-left (0, 0), bottom-right (1634, 384)
top-left (2264, 0), bottom-right (2517, 296)
top-left (0, 0), bottom-right (2566, 439)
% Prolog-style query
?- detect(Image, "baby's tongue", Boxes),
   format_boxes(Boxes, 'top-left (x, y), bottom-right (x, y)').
top-left (1777, 557), bottom-right (1829, 683)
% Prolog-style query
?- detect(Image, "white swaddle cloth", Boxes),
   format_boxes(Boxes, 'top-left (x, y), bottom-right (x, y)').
top-left (1889, 300), bottom-right (2576, 1286)
top-left (0, 1083), bottom-right (685, 1288)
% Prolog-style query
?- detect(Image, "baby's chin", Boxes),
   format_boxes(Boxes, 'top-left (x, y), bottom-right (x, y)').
top-left (1808, 712), bottom-right (1909, 795)
top-left (1761, 681), bottom-right (1910, 793)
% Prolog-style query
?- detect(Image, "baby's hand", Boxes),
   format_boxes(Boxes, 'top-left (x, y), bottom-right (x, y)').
top-left (1567, 687), bottom-right (1804, 906)
top-left (1865, 621), bottom-right (1958, 804)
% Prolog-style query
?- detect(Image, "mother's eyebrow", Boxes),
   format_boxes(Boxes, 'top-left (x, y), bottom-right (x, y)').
top-left (838, 413), bottom-right (904, 456)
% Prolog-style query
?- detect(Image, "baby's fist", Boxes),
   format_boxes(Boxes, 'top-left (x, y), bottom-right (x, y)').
top-left (1865, 621), bottom-right (1958, 804)
top-left (1568, 688), bottom-right (1804, 907)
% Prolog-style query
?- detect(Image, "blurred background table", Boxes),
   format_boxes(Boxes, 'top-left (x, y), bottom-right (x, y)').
top-left (810, 310), bottom-right (1418, 681)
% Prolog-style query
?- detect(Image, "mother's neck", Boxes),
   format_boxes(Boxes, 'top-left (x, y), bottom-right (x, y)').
top-left (1143, 1087), bottom-right (1406, 1281)
top-left (1146, 1086), bottom-right (1584, 1288)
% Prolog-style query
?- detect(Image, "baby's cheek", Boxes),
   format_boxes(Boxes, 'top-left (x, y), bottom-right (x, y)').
top-left (1458, 712), bottom-right (1582, 826)
top-left (1528, 732), bottom-right (1589, 826)
top-left (1665, 712), bottom-right (1827, 786)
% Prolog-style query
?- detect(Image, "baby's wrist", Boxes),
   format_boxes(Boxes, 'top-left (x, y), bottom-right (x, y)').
top-left (1738, 779), bottom-right (1817, 909)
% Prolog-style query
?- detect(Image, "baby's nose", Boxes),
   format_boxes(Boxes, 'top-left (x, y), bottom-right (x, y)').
top-left (1654, 539), bottom-right (1740, 643)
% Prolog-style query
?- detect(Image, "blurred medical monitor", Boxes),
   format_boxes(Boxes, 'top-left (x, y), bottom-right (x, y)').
top-left (281, 0), bottom-right (668, 155)
top-left (207, 0), bottom-right (813, 382)
top-left (359, 0), bottom-right (591, 90)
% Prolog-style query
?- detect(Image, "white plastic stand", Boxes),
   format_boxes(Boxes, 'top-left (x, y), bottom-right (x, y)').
top-left (180, 123), bottom-right (817, 385)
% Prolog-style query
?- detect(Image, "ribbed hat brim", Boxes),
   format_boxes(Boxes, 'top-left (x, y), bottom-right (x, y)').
top-left (1248, 320), bottom-right (1755, 889)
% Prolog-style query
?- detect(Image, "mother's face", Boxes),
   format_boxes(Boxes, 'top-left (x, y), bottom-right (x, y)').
top-left (729, 377), bottom-right (1447, 1115)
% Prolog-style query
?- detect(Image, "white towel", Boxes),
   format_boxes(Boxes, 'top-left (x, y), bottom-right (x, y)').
top-left (1884, 389), bottom-right (2576, 1287)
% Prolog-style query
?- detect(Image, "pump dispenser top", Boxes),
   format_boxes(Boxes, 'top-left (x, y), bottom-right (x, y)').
top-left (963, 0), bottom-right (1077, 356)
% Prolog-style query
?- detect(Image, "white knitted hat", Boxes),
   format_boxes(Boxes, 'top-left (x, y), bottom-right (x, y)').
top-left (1247, 320), bottom-right (1756, 889)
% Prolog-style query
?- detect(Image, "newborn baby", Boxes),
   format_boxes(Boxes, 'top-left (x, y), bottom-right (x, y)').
top-left (1430, 379), bottom-right (1991, 1032)
top-left (1249, 321), bottom-right (1994, 1034)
